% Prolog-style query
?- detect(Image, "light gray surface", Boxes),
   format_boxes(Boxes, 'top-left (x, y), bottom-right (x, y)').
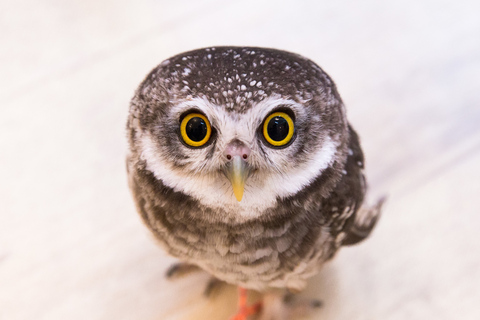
top-left (1, 0), bottom-right (480, 319)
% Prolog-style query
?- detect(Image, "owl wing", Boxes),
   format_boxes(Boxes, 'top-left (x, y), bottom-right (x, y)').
top-left (331, 124), bottom-right (384, 246)
top-left (341, 196), bottom-right (385, 246)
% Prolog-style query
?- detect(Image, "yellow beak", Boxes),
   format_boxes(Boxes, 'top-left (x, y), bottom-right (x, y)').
top-left (224, 156), bottom-right (250, 202)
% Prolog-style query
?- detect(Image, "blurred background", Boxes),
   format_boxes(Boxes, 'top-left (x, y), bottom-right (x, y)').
top-left (1, 0), bottom-right (479, 319)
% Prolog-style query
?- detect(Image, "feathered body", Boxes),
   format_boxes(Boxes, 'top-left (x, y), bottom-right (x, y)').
top-left (127, 47), bottom-right (380, 292)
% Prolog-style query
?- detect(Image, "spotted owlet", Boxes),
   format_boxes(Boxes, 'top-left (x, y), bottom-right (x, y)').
top-left (126, 47), bottom-right (383, 319)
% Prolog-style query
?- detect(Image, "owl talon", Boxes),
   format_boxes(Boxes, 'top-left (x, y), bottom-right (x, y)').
top-left (203, 277), bottom-right (225, 298)
top-left (165, 262), bottom-right (201, 279)
top-left (283, 292), bottom-right (322, 308)
top-left (310, 299), bottom-right (323, 308)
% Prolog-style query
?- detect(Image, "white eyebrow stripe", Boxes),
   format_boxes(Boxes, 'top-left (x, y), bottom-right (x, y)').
top-left (171, 96), bottom-right (306, 137)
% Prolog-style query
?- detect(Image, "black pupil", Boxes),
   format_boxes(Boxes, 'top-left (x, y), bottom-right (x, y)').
top-left (267, 116), bottom-right (289, 141)
top-left (186, 117), bottom-right (207, 142)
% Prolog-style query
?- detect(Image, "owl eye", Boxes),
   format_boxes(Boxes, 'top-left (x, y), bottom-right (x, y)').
top-left (263, 112), bottom-right (295, 147)
top-left (180, 113), bottom-right (212, 147)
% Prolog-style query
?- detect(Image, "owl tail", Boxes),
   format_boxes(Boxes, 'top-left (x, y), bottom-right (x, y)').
top-left (342, 196), bottom-right (386, 246)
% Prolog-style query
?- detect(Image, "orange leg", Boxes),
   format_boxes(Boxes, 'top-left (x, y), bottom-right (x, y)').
top-left (229, 287), bottom-right (262, 320)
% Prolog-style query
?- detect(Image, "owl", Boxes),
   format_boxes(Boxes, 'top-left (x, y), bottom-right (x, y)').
top-left (126, 47), bottom-right (383, 319)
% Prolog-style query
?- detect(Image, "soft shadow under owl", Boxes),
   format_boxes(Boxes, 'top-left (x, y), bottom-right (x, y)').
top-left (160, 262), bottom-right (342, 320)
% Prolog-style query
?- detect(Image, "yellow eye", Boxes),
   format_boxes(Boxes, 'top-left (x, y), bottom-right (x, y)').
top-left (180, 113), bottom-right (212, 147)
top-left (263, 112), bottom-right (295, 147)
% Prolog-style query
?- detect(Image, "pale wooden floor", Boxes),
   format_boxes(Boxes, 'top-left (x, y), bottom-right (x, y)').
top-left (1, 0), bottom-right (480, 319)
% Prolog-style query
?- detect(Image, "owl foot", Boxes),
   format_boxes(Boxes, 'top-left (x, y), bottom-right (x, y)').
top-left (229, 287), bottom-right (262, 320)
top-left (256, 292), bottom-right (322, 320)
top-left (165, 262), bottom-right (201, 279)
top-left (203, 277), bottom-right (226, 298)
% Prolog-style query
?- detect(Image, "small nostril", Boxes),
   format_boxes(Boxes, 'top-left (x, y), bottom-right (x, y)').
top-left (226, 154), bottom-right (232, 160)
top-left (242, 154), bottom-right (248, 159)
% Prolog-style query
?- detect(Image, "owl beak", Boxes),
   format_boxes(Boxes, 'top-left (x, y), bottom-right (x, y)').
top-left (224, 156), bottom-right (250, 202)
top-left (223, 140), bottom-right (251, 202)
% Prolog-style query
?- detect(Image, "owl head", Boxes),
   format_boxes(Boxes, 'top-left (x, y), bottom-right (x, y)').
top-left (127, 47), bottom-right (349, 220)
